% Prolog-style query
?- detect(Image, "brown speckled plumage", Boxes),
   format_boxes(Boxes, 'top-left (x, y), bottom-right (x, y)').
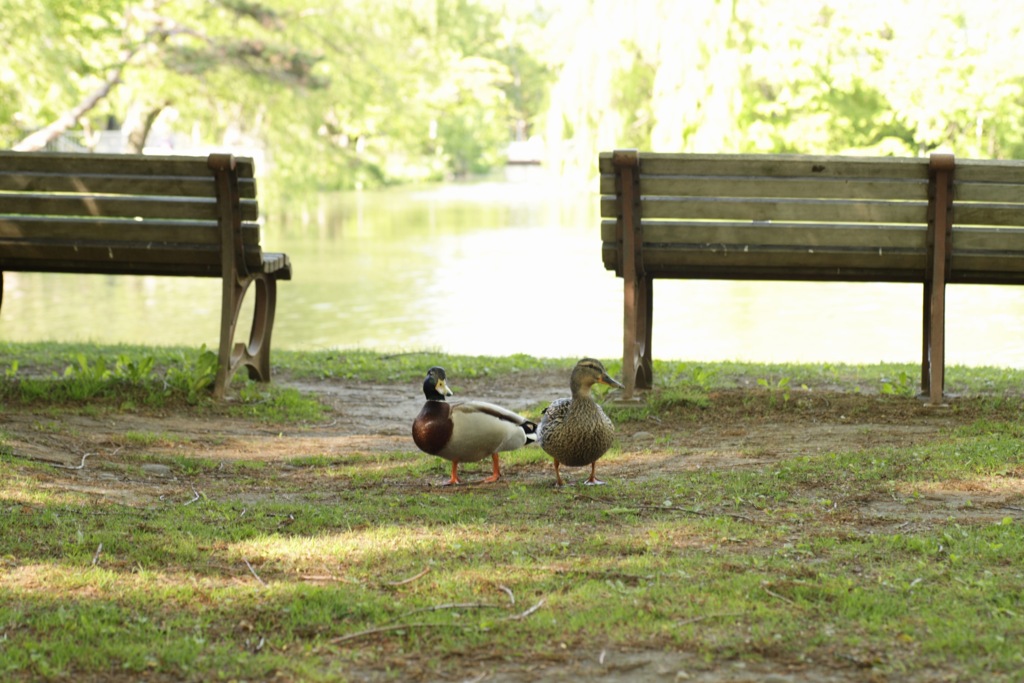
top-left (537, 358), bottom-right (624, 486)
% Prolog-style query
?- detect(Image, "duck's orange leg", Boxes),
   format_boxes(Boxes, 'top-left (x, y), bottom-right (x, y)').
top-left (584, 462), bottom-right (605, 486)
top-left (441, 460), bottom-right (461, 486)
top-left (553, 460), bottom-right (566, 487)
top-left (481, 453), bottom-right (501, 483)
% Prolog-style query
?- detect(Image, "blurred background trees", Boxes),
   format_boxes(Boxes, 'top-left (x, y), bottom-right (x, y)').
top-left (2, 0), bottom-right (1023, 190)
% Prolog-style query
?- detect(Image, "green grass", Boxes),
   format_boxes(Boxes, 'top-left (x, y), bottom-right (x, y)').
top-left (2, 438), bottom-right (1022, 680)
top-left (2, 341), bottom-right (1024, 680)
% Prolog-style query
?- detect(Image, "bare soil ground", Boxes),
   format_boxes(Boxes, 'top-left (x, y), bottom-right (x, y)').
top-left (4, 371), bottom-right (1022, 682)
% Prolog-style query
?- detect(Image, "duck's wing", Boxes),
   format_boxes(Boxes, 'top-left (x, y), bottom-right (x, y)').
top-left (450, 400), bottom-right (535, 453)
top-left (452, 400), bottom-right (531, 426)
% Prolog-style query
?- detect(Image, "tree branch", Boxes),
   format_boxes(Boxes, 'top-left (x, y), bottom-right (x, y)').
top-left (13, 51), bottom-right (136, 151)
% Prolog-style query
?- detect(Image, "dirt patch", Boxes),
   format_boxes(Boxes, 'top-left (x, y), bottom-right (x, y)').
top-left (5, 377), bottom-right (1019, 516)
top-left (4, 373), bottom-right (1023, 682)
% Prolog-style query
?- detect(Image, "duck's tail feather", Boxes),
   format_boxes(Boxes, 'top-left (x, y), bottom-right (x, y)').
top-left (522, 419), bottom-right (539, 445)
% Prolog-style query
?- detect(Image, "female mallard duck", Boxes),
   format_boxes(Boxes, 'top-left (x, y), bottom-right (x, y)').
top-left (538, 358), bottom-right (624, 486)
top-left (412, 366), bottom-right (537, 486)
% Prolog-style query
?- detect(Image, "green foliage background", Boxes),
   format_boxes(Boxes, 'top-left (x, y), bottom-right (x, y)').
top-left (2, 0), bottom-right (1023, 189)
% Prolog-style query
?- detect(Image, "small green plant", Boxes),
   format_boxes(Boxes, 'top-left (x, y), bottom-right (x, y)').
top-left (758, 375), bottom-right (792, 406)
top-left (881, 370), bottom-right (917, 397)
top-left (164, 346), bottom-right (219, 404)
top-left (114, 354), bottom-right (156, 383)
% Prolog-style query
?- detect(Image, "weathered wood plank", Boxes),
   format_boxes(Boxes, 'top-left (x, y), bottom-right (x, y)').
top-left (0, 217), bottom-right (261, 244)
top-left (0, 193), bottom-right (258, 221)
top-left (0, 241), bottom-right (264, 272)
top-left (600, 196), bottom-right (928, 224)
top-left (598, 151), bottom-right (931, 180)
top-left (951, 203), bottom-right (1024, 228)
top-left (600, 219), bottom-right (925, 248)
top-left (0, 151), bottom-right (255, 178)
top-left (598, 174), bottom-right (928, 201)
top-left (636, 197), bottom-right (926, 224)
top-left (0, 172), bottom-right (257, 199)
top-left (955, 159), bottom-right (1024, 184)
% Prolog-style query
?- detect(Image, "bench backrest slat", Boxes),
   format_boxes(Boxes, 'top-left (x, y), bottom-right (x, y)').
top-left (0, 152), bottom-right (255, 178)
top-left (607, 175), bottom-right (928, 201)
top-left (0, 193), bottom-right (258, 222)
top-left (0, 217), bottom-right (261, 244)
top-left (601, 220), bottom-right (926, 249)
top-left (615, 197), bottom-right (928, 225)
top-left (0, 172), bottom-right (257, 199)
top-left (599, 152), bottom-right (931, 180)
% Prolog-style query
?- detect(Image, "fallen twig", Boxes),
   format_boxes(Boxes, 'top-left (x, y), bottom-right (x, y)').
top-left (183, 484), bottom-right (200, 506)
top-left (91, 543), bottom-right (103, 566)
top-left (330, 598), bottom-right (546, 646)
top-left (676, 612), bottom-right (744, 626)
top-left (636, 503), bottom-right (754, 522)
top-left (61, 452), bottom-right (94, 470)
top-left (329, 621), bottom-right (464, 645)
top-left (384, 566), bottom-right (431, 586)
top-left (392, 602), bottom-right (501, 622)
top-left (244, 558), bottom-right (267, 586)
top-left (505, 599), bottom-right (545, 621)
top-left (498, 584), bottom-right (515, 606)
top-left (1002, 506), bottom-right (1024, 513)
top-left (761, 582), bottom-right (796, 605)
top-left (300, 574), bottom-right (360, 584)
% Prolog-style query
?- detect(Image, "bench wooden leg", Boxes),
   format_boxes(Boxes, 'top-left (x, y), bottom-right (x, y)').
top-left (623, 273), bottom-right (653, 398)
top-left (214, 272), bottom-right (279, 399)
top-left (923, 153), bottom-right (953, 406)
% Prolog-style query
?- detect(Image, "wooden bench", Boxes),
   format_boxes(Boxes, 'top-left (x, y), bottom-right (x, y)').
top-left (0, 151), bottom-right (292, 398)
top-left (600, 149), bottom-right (1024, 404)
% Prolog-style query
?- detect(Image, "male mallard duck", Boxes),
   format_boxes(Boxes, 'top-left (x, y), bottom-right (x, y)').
top-left (412, 366), bottom-right (537, 485)
top-left (538, 358), bottom-right (624, 486)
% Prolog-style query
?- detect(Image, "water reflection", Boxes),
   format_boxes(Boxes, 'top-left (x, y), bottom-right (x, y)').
top-left (3, 168), bottom-right (1024, 369)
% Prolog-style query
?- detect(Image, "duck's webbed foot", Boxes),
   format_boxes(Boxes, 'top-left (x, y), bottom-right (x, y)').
top-left (583, 463), bottom-right (605, 486)
top-left (441, 461), bottom-right (462, 486)
top-left (481, 453), bottom-right (502, 483)
top-left (553, 460), bottom-right (567, 487)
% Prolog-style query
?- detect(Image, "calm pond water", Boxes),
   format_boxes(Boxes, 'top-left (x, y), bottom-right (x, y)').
top-left (4, 166), bottom-right (1024, 369)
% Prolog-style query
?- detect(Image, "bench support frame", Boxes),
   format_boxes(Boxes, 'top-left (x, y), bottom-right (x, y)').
top-left (614, 149), bottom-right (652, 398)
top-left (208, 154), bottom-right (280, 399)
top-left (923, 154), bottom-right (954, 406)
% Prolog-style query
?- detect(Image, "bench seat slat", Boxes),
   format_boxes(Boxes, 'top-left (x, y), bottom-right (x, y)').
top-left (0, 172), bottom-right (257, 199)
top-left (0, 194), bottom-right (258, 221)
